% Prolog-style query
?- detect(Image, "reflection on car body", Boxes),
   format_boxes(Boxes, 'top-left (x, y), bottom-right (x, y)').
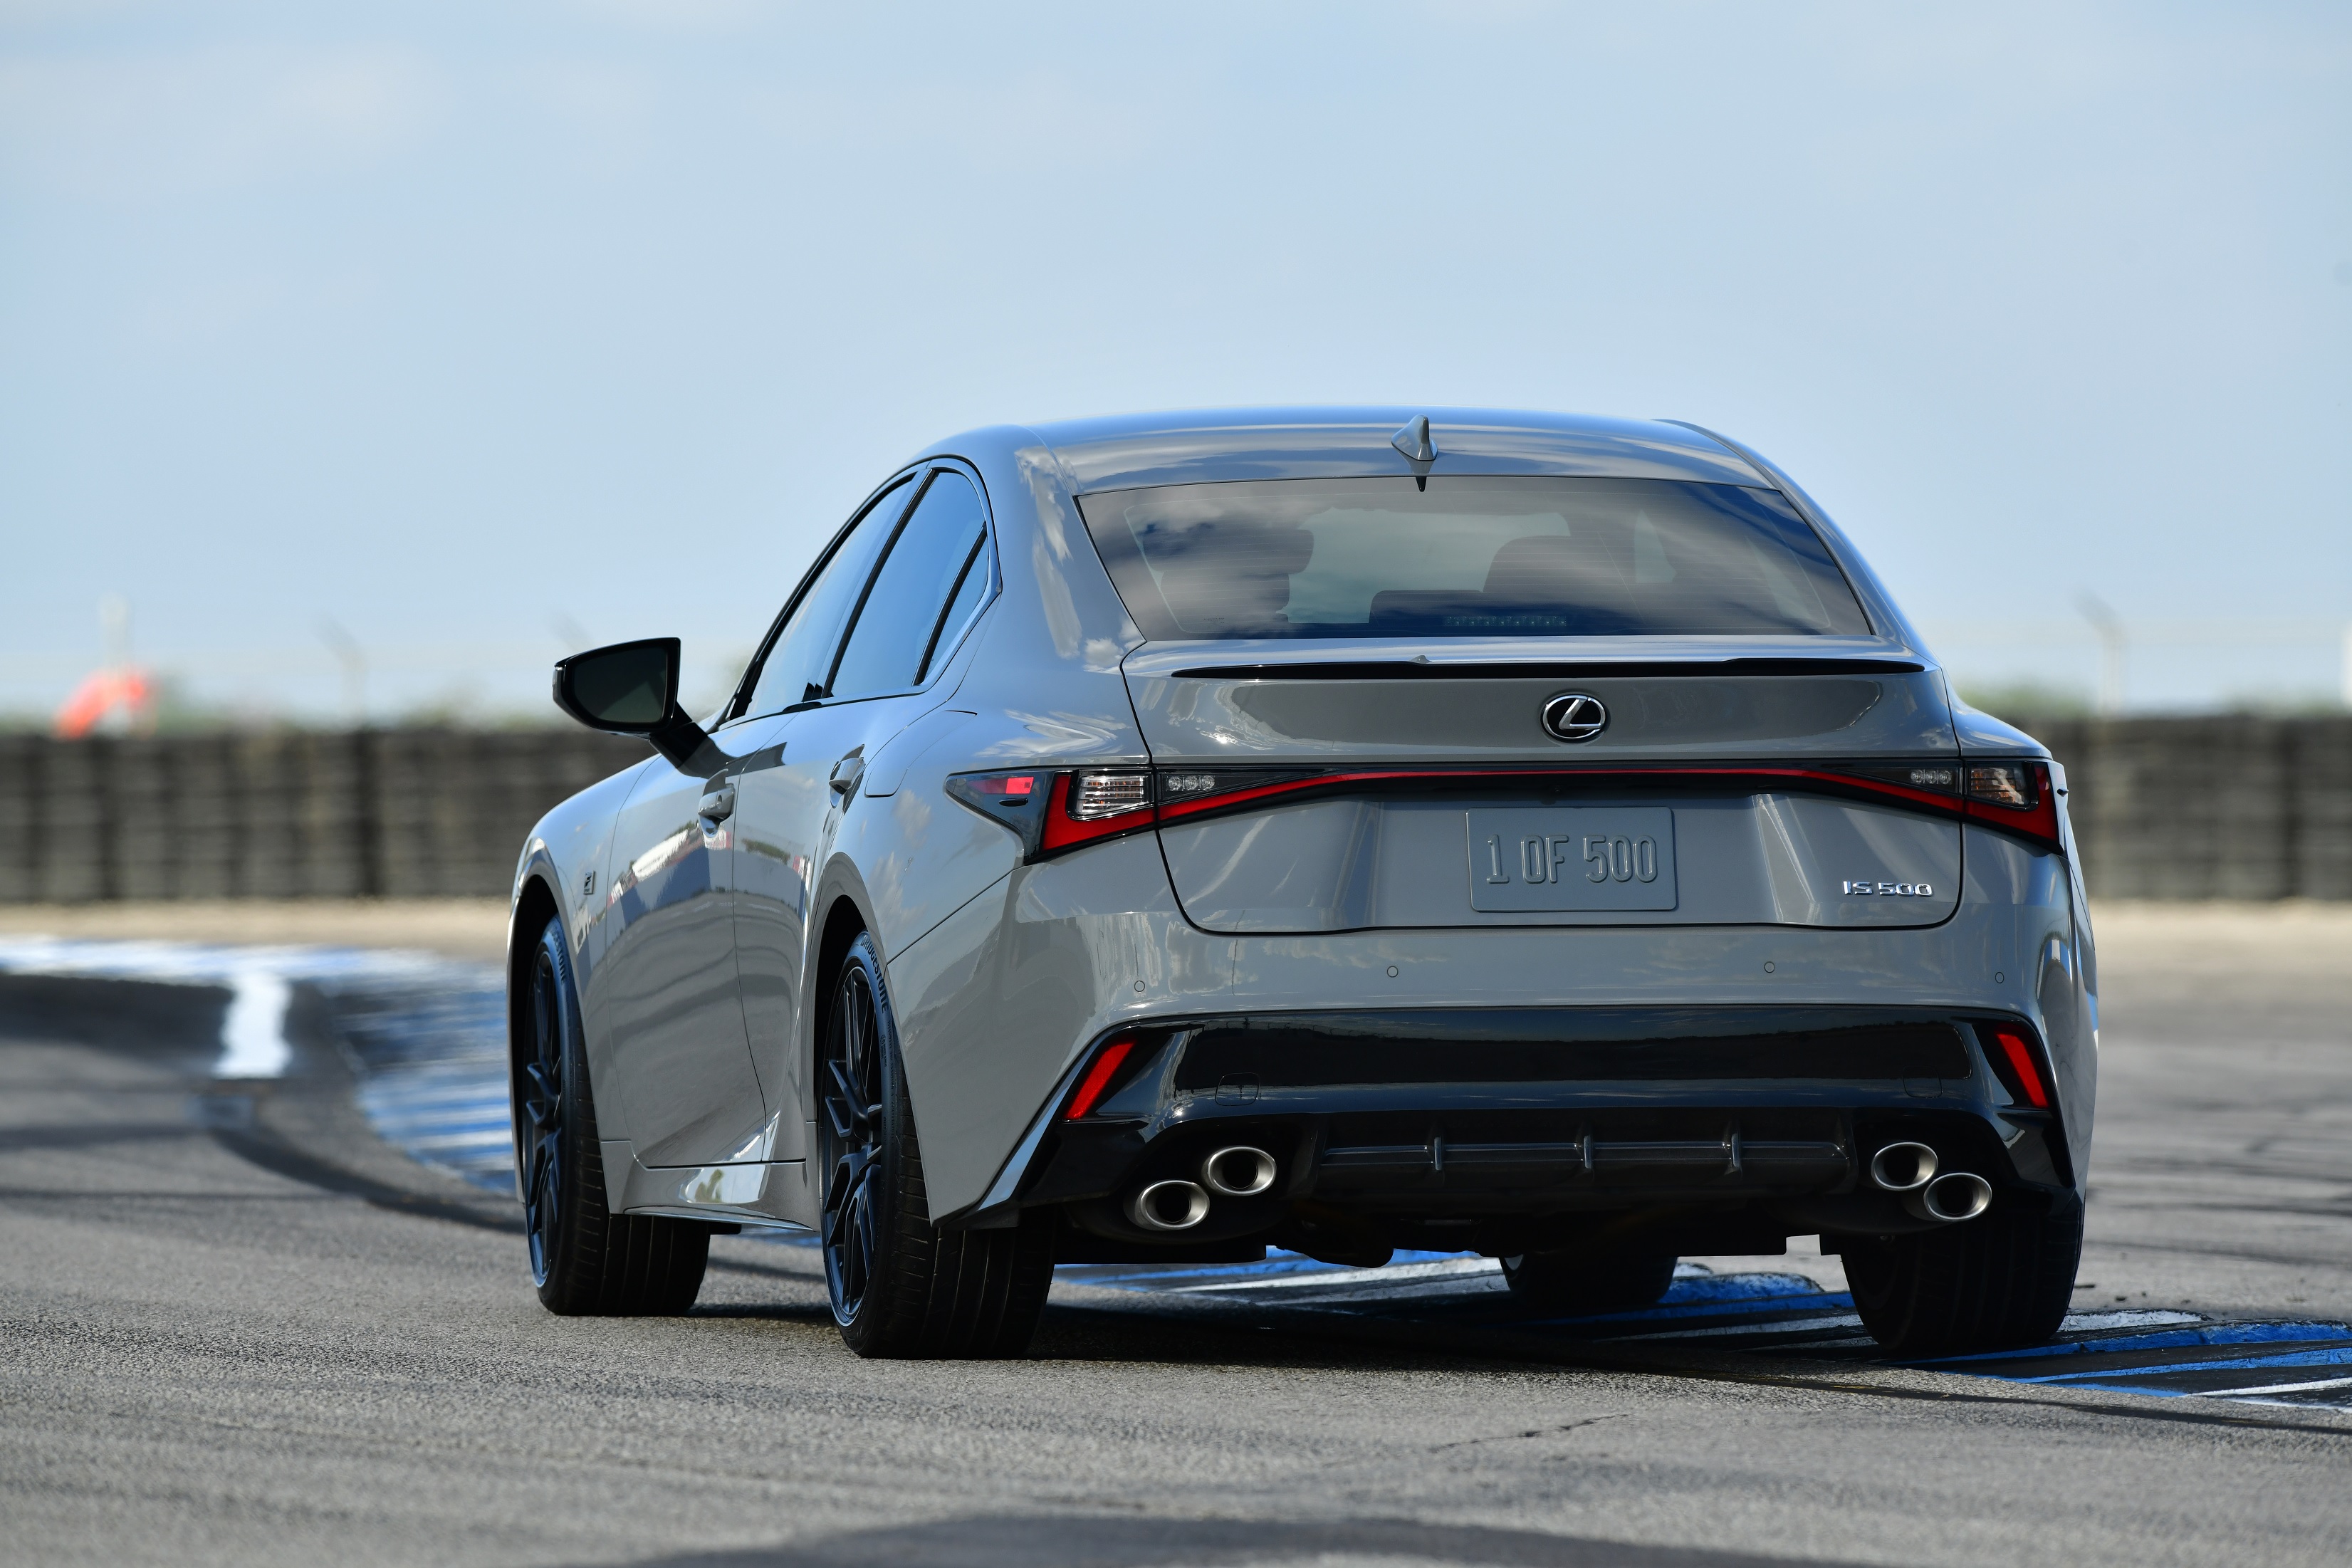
top-left (507, 408), bottom-right (2096, 1359)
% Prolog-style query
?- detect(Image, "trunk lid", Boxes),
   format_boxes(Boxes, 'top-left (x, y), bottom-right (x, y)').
top-left (1124, 638), bottom-right (1962, 934)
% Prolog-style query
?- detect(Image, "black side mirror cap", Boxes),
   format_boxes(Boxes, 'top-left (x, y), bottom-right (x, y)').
top-left (552, 638), bottom-right (719, 774)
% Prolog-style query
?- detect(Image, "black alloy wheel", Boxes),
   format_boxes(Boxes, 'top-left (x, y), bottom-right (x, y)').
top-left (817, 931), bottom-right (1055, 1358)
top-left (818, 953), bottom-right (887, 1324)
top-left (518, 930), bottom-right (568, 1285)
top-left (511, 912), bottom-right (709, 1315)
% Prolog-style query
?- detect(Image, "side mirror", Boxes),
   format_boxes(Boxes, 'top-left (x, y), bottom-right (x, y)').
top-left (552, 638), bottom-right (718, 773)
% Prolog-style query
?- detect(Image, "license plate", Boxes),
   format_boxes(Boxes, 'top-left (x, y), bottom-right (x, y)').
top-left (1466, 808), bottom-right (1678, 912)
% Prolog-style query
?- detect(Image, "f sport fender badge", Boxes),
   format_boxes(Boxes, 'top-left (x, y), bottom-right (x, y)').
top-left (1541, 692), bottom-right (1607, 743)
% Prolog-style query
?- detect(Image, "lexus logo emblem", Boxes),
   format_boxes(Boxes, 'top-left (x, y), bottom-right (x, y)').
top-left (1542, 692), bottom-right (1608, 743)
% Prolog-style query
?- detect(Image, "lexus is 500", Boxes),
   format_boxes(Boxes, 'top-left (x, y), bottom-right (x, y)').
top-left (508, 407), bottom-right (2094, 1359)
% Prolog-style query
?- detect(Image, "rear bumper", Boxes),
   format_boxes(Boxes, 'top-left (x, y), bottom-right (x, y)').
top-left (998, 1005), bottom-right (2073, 1258)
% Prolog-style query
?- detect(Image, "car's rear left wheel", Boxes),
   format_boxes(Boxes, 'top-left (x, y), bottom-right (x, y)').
top-left (820, 932), bottom-right (1053, 1358)
top-left (516, 914), bottom-right (709, 1315)
top-left (1841, 1191), bottom-right (2082, 1357)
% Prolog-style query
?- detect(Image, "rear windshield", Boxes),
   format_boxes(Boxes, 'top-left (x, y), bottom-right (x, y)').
top-left (1075, 476), bottom-right (1870, 639)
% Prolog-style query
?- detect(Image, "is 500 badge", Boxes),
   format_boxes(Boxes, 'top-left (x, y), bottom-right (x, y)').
top-left (1841, 879), bottom-right (1934, 897)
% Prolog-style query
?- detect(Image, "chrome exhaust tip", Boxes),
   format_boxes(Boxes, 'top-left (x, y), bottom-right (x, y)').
top-left (1868, 1141), bottom-right (1938, 1193)
top-left (1908, 1171), bottom-right (1993, 1223)
top-left (1200, 1145), bottom-right (1277, 1198)
top-left (1127, 1179), bottom-right (1211, 1233)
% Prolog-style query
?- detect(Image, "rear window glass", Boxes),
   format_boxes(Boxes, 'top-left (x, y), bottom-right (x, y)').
top-left (1075, 476), bottom-right (1870, 639)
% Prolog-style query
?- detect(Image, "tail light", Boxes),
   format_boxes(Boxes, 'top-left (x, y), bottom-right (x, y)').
top-left (946, 768), bottom-right (1158, 859)
top-left (1980, 1022), bottom-right (2054, 1109)
top-left (1961, 761), bottom-right (2062, 852)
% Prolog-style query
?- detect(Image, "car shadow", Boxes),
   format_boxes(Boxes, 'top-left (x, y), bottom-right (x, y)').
top-left (600, 1511), bottom-right (1870, 1568)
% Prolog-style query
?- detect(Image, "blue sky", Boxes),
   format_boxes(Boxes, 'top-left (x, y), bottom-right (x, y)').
top-left (3, 1), bottom-right (2347, 719)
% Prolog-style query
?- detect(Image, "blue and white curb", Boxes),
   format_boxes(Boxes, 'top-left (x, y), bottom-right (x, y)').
top-left (0, 935), bottom-right (514, 1192)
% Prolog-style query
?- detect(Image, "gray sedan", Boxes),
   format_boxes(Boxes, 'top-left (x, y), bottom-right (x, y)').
top-left (510, 407), bottom-right (2094, 1359)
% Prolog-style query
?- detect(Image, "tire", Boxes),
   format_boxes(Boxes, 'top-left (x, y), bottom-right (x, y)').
top-left (1842, 1191), bottom-right (2082, 1358)
top-left (1499, 1248), bottom-right (1678, 1314)
top-left (514, 914), bottom-right (709, 1315)
top-left (820, 932), bottom-right (1054, 1359)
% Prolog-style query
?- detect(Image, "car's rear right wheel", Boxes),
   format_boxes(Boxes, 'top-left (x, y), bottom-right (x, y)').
top-left (1842, 1192), bottom-right (2082, 1357)
top-left (820, 932), bottom-right (1054, 1359)
top-left (1498, 1247), bottom-right (1678, 1314)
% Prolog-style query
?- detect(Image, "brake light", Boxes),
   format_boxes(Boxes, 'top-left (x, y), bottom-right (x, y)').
top-left (1064, 1038), bottom-right (1135, 1119)
top-left (1984, 1024), bottom-right (2052, 1109)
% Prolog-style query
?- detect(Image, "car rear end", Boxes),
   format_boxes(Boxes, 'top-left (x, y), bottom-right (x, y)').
top-left (953, 413), bottom-right (2091, 1352)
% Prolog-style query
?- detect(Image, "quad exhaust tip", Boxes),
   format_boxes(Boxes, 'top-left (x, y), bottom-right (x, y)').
top-left (1868, 1141), bottom-right (1938, 1193)
top-left (1127, 1179), bottom-right (1211, 1232)
top-left (1201, 1145), bottom-right (1278, 1198)
top-left (1868, 1141), bottom-right (1990, 1222)
top-left (1911, 1171), bottom-right (1993, 1223)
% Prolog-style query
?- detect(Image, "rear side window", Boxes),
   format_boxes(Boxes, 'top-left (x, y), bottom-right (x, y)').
top-left (742, 477), bottom-right (913, 717)
top-left (828, 470), bottom-right (993, 699)
top-left (1075, 475), bottom-right (1869, 639)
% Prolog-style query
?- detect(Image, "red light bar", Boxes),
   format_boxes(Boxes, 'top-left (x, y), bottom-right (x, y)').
top-left (953, 757), bottom-right (2066, 862)
top-left (1151, 761), bottom-right (2066, 854)
top-left (1152, 763), bottom-right (1968, 825)
top-left (1063, 1038), bottom-right (1134, 1120)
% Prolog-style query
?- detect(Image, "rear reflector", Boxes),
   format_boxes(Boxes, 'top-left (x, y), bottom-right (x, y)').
top-left (1984, 1024), bottom-right (2052, 1109)
top-left (1064, 1038), bottom-right (1135, 1119)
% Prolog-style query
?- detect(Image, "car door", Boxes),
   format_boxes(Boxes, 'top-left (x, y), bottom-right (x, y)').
top-left (732, 464), bottom-right (997, 1153)
top-left (723, 471), bottom-right (919, 1159)
top-left (592, 748), bottom-right (767, 1169)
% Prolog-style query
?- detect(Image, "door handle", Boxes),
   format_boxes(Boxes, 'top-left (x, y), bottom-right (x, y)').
top-left (828, 754), bottom-right (866, 798)
top-left (696, 786), bottom-right (736, 822)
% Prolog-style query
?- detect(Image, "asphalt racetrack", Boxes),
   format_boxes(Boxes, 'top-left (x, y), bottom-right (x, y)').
top-left (1, 904), bottom-right (2348, 1567)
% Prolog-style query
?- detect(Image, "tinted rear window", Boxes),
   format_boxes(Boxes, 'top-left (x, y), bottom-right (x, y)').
top-left (1075, 476), bottom-right (1870, 639)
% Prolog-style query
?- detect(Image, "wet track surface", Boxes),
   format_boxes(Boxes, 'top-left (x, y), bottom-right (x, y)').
top-left (2, 909), bottom-right (2348, 1566)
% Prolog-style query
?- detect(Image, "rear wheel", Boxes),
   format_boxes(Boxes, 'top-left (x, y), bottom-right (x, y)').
top-left (516, 913), bottom-right (709, 1315)
top-left (1499, 1248), bottom-right (1678, 1314)
top-left (820, 932), bottom-right (1053, 1358)
top-left (1842, 1192), bottom-right (2082, 1357)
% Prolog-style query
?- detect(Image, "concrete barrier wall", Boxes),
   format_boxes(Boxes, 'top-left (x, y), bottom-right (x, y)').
top-left (2012, 714), bottom-right (2352, 901)
top-left (0, 729), bottom-right (647, 901)
top-left (0, 719), bottom-right (2344, 901)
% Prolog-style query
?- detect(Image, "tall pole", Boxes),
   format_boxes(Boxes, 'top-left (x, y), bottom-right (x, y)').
top-left (2077, 593), bottom-right (2126, 716)
top-left (318, 618), bottom-right (367, 727)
